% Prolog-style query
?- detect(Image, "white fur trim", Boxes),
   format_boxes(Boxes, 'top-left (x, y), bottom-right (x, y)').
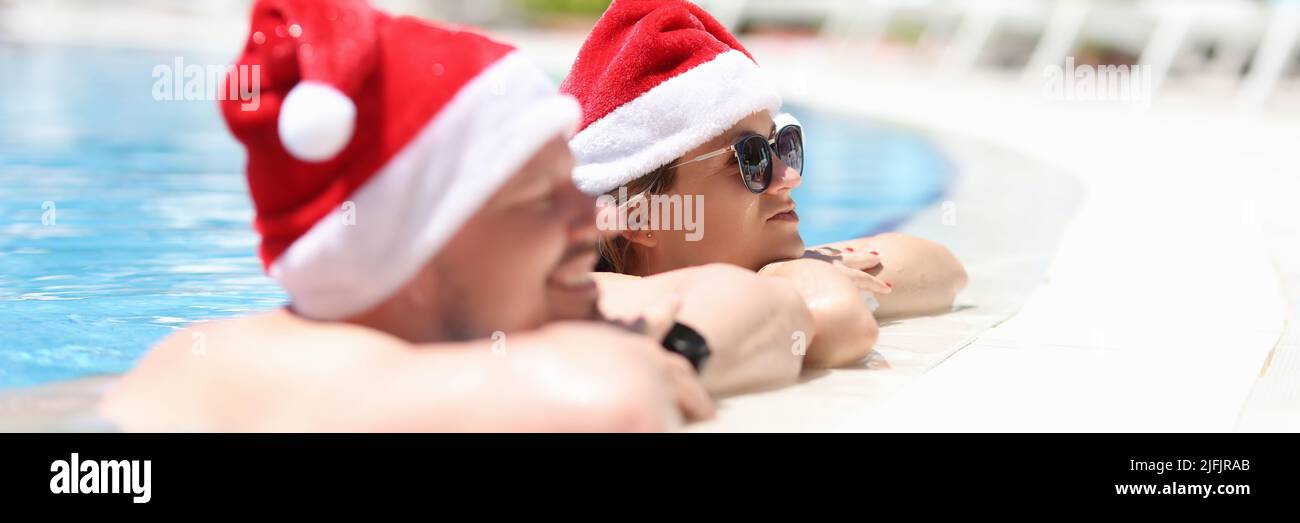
top-left (774, 112), bottom-right (800, 134)
top-left (570, 50), bottom-right (781, 195)
top-left (271, 51), bottom-right (582, 320)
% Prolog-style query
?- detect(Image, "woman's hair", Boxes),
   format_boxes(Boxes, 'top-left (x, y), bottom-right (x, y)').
top-left (594, 164), bottom-right (678, 274)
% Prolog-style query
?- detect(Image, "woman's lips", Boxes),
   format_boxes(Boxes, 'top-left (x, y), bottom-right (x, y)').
top-left (768, 209), bottom-right (799, 222)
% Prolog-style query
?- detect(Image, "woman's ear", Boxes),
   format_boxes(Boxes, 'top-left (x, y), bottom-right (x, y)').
top-left (618, 194), bottom-right (658, 248)
top-left (622, 229), bottom-right (658, 248)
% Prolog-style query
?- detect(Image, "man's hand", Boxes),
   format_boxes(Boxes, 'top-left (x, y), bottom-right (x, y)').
top-left (517, 320), bottom-right (715, 430)
top-left (595, 264), bottom-right (809, 396)
top-left (575, 292), bottom-right (716, 424)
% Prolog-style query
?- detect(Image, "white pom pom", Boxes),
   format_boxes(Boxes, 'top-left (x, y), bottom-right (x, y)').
top-left (278, 81), bottom-right (356, 162)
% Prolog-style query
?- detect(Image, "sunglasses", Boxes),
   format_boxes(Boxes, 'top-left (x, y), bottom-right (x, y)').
top-left (667, 114), bottom-right (804, 194)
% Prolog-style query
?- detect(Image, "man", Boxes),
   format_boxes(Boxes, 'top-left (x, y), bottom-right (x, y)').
top-left (101, 0), bottom-right (814, 431)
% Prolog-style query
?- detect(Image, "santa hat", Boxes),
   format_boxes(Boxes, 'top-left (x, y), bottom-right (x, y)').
top-left (560, 0), bottom-right (781, 195)
top-left (222, 0), bottom-right (580, 320)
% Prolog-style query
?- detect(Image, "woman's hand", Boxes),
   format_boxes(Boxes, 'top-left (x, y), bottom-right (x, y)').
top-left (806, 245), bottom-right (881, 272)
top-left (758, 259), bottom-right (881, 368)
top-left (814, 233), bottom-right (967, 319)
top-left (785, 248), bottom-right (895, 297)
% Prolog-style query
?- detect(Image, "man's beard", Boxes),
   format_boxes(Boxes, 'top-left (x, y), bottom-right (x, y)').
top-left (430, 244), bottom-right (601, 342)
top-left (430, 272), bottom-right (482, 342)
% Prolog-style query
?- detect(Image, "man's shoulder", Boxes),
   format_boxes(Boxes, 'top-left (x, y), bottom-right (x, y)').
top-left (150, 309), bottom-right (284, 354)
top-left (157, 308), bottom-right (402, 351)
top-left (104, 309), bottom-right (410, 430)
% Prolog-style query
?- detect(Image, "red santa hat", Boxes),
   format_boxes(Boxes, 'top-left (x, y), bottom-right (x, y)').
top-left (560, 0), bottom-right (782, 195)
top-left (222, 0), bottom-right (580, 320)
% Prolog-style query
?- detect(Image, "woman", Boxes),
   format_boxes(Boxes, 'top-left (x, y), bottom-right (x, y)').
top-left (562, 0), bottom-right (967, 366)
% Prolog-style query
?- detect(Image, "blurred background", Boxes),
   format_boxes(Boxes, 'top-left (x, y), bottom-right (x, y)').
top-left (4, 0), bottom-right (1299, 106)
top-left (1, 0), bottom-right (1298, 430)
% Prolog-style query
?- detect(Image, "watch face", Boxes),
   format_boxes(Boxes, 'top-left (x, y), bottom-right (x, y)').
top-left (663, 322), bottom-right (710, 372)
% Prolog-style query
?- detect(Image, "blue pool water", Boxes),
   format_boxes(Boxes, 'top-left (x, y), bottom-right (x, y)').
top-left (0, 45), bottom-right (950, 389)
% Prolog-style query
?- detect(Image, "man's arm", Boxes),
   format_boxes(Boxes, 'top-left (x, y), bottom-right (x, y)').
top-left (99, 311), bottom-right (702, 432)
top-left (594, 264), bottom-right (811, 396)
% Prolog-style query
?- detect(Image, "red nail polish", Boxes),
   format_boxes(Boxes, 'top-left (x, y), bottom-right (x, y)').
top-left (885, 282), bottom-right (893, 288)
top-left (845, 247), bottom-right (855, 253)
top-left (870, 251), bottom-right (879, 256)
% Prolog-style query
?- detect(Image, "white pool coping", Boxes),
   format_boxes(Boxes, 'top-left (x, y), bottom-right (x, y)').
top-left (753, 40), bottom-right (1294, 432)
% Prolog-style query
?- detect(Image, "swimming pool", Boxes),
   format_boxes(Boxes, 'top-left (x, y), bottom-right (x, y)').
top-left (0, 45), bottom-right (951, 389)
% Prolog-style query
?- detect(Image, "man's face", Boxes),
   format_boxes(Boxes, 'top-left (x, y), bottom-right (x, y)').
top-left (428, 137), bottom-right (601, 340)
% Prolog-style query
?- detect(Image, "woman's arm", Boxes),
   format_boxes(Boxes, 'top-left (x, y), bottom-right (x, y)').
top-left (813, 232), bottom-right (967, 319)
top-left (594, 263), bottom-right (811, 396)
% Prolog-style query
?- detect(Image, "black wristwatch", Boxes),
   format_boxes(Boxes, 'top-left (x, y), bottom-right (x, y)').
top-left (661, 322), bottom-right (710, 373)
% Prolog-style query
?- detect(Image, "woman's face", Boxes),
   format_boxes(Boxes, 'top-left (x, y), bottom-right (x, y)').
top-left (632, 111), bottom-right (804, 272)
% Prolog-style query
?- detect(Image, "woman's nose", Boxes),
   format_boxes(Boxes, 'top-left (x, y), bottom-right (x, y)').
top-left (766, 154), bottom-right (801, 194)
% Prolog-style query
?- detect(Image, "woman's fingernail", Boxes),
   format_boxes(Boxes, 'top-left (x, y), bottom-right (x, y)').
top-left (845, 247), bottom-right (855, 253)
top-left (885, 282), bottom-right (893, 288)
top-left (870, 251), bottom-right (879, 256)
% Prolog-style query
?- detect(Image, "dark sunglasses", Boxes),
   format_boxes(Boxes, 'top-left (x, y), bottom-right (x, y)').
top-left (667, 114), bottom-right (804, 194)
